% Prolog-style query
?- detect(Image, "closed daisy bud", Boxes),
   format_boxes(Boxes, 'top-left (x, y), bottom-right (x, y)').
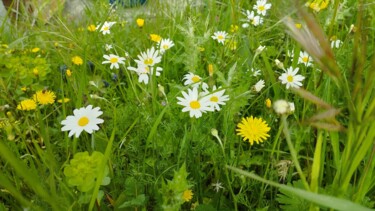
top-left (275, 59), bottom-right (284, 69)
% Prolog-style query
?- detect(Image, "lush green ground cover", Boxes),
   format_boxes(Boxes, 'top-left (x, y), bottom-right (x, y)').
top-left (0, 0), bottom-right (374, 210)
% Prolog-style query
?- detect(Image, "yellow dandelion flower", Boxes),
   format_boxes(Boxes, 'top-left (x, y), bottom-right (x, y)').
top-left (136, 18), bottom-right (145, 27)
top-left (33, 90), bottom-right (56, 105)
top-left (72, 56), bottom-right (83, 65)
top-left (17, 99), bottom-right (37, 111)
top-left (57, 98), bottom-right (70, 103)
top-left (87, 24), bottom-right (96, 32)
top-left (150, 34), bottom-right (162, 43)
top-left (182, 189), bottom-right (193, 202)
top-left (31, 47), bottom-right (40, 53)
top-left (236, 116), bottom-right (270, 145)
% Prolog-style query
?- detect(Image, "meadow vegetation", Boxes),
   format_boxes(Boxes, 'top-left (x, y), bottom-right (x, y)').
top-left (0, 0), bottom-right (375, 210)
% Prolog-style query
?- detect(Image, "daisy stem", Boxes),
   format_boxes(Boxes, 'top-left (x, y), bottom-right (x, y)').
top-left (281, 115), bottom-right (310, 191)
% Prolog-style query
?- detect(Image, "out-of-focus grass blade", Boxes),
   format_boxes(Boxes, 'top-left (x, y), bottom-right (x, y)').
top-left (226, 165), bottom-right (373, 211)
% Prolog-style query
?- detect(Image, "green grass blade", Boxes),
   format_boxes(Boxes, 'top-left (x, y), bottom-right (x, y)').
top-left (226, 165), bottom-right (373, 211)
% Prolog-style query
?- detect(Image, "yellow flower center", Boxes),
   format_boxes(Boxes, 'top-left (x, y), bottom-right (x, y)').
top-left (163, 44), bottom-right (169, 50)
top-left (217, 35), bottom-right (224, 40)
top-left (258, 5), bottom-right (265, 11)
top-left (110, 57), bottom-right (118, 64)
top-left (287, 75), bottom-right (294, 82)
top-left (190, 101), bottom-right (201, 109)
top-left (103, 26), bottom-right (109, 31)
top-left (192, 76), bottom-right (200, 83)
top-left (144, 58), bottom-right (154, 65)
top-left (78, 117), bottom-right (89, 127)
top-left (302, 57), bottom-right (309, 63)
top-left (210, 96), bottom-right (219, 103)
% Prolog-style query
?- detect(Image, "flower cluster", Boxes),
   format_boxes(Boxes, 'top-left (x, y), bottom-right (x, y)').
top-left (242, 0), bottom-right (272, 28)
top-left (17, 89), bottom-right (56, 111)
top-left (177, 73), bottom-right (229, 118)
top-left (127, 36), bottom-right (174, 84)
top-left (63, 151), bottom-right (110, 192)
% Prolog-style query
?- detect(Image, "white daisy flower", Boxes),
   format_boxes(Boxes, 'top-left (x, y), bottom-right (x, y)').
top-left (97, 21), bottom-right (116, 35)
top-left (242, 23), bottom-right (250, 28)
top-left (211, 31), bottom-right (228, 45)
top-left (102, 54), bottom-right (126, 69)
top-left (253, 79), bottom-right (265, 92)
top-left (279, 67), bottom-right (305, 89)
top-left (250, 68), bottom-right (261, 77)
top-left (105, 44), bottom-right (113, 51)
top-left (177, 87), bottom-right (213, 118)
top-left (245, 10), bottom-right (263, 26)
top-left (212, 181), bottom-right (225, 192)
top-left (183, 72), bottom-right (209, 90)
top-left (331, 40), bottom-right (342, 49)
top-left (61, 105), bottom-right (104, 138)
top-left (205, 86), bottom-right (230, 111)
top-left (158, 38), bottom-right (175, 54)
top-left (135, 47), bottom-right (162, 67)
top-left (127, 64), bottom-right (162, 84)
top-left (298, 51), bottom-right (313, 67)
top-left (253, 0), bottom-right (272, 16)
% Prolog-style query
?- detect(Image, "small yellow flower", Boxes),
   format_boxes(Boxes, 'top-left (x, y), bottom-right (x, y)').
top-left (21, 87), bottom-right (27, 92)
top-left (33, 90), bottom-right (56, 105)
top-left (230, 24), bottom-right (239, 33)
top-left (31, 47), bottom-right (40, 53)
top-left (32, 68), bottom-right (39, 76)
top-left (87, 24), bottom-right (96, 32)
top-left (295, 23), bottom-right (302, 29)
top-left (150, 34), bottom-right (162, 43)
top-left (182, 189), bottom-right (193, 202)
top-left (136, 18), bottom-right (145, 27)
top-left (66, 69), bottom-right (72, 77)
top-left (226, 40), bottom-right (237, 50)
top-left (57, 98), bottom-right (70, 103)
top-left (236, 116), bottom-right (270, 145)
top-left (265, 98), bottom-right (272, 108)
top-left (308, 0), bottom-right (329, 12)
top-left (17, 99), bottom-right (37, 111)
top-left (72, 56), bottom-right (83, 65)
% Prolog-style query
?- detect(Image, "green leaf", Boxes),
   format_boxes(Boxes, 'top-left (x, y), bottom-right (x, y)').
top-left (118, 194), bottom-right (147, 208)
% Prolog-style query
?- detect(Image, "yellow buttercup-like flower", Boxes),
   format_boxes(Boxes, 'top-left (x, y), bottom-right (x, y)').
top-left (236, 116), bottom-right (270, 145)
top-left (136, 18), bottom-right (145, 27)
top-left (17, 99), bottom-right (37, 111)
top-left (150, 34), bottom-right (162, 43)
top-left (72, 56), bottom-right (83, 65)
top-left (182, 189), bottom-right (193, 202)
top-left (33, 90), bottom-right (56, 105)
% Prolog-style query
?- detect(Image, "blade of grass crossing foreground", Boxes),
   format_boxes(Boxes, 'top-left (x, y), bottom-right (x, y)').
top-left (0, 141), bottom-right (62, 209)
top-left (226, 166), bottom-right (374, 211)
